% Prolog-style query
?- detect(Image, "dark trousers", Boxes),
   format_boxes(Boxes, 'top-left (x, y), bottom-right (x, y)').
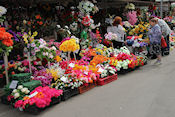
top-left (112, 40), bottom-right (124, 49)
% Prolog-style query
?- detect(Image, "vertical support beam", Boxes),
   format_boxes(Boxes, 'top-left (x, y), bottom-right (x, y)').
top-left (160, 0), bottom-right (163, 18)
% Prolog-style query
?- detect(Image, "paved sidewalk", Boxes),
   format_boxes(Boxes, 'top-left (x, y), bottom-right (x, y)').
top-left (1, 51), bottom-right (175, 117)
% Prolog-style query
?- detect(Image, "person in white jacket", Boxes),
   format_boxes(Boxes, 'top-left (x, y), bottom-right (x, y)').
top-left (107, 16), bottom-right (125, 48)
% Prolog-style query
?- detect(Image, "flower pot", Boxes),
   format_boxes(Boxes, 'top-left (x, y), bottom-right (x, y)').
top-left (78, 82), bottom-right (96, 94)
top-left (61, 88), bottom-right (79, 101)
top-left (97, 74), bottom-right (118, 86)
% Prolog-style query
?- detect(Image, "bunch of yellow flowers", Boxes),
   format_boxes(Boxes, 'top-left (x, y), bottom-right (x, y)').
top-left (59, 38), bottom-right (80, 52)
top-left (129, 22), bottom-right (149, 36)
top-left (23, 31), bottom-right (38, 44)
top-left (47, 68), bottom-right (60, 81)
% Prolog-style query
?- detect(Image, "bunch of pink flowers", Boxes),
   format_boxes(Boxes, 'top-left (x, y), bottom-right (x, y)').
top-left (14, 86), bottom-right (63, 109)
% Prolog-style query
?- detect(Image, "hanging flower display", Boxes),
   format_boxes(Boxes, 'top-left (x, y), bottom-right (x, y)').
top-left (0, 27), bottom-right (13, 54)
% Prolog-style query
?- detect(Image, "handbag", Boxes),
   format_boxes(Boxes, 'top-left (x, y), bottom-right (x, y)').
top-left (161, 36), bottom-right (167, 48)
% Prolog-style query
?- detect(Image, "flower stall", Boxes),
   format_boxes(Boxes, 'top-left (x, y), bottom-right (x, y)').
top-left (0, 1), bottom-right (155, 114)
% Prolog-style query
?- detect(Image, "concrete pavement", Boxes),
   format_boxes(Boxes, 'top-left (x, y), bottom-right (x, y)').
top-left (1, 51), bottom-right (175, 117)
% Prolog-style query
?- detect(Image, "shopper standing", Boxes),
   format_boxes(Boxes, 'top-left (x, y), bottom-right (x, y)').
top-left (150, 17), bottom-right (172, 55)
top-left (107, 16), bottom-right (125, 48)
top-left (148, 18), bottom-right (162, 65)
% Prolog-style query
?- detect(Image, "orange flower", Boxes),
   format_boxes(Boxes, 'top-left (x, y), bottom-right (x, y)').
top-left (35, 15), bottom-right (41, 19)
top-left (23, 96), bottom-right (30, 101)
top-left (89, 79), bottom-right (93, 83)
top-left (11, 71), bottom-right (15, 75)
top-left (0, 27), bottom-right (6, 32)
top-left (27, 21), bottom-right (31, 25)
top-left (3, 71), bottom-right (6, 74)
top-left (55, 56), bottom-right (62, 62)
top-left (39, 21), bottom-right (43, 25)
top-left (0, 30), bottom-right (13, 40)
top-left (90, 55), bottom-right (109, 66)
top-left (36, 92), bottom-right (44, 98)
top-left (2, 39), bottom-right (13, 47)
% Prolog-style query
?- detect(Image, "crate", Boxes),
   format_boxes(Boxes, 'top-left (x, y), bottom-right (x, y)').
top-left (12, 73), bottom-right (31, 83)
top-left (50, 96), bottom-right (61, 105)
top-left (24, 105), bottom-right (45, 115)
top-left (97, 74), bottom-right (118, 86)
top-left (1, 95), bottom-right (10, 105)
top-left (117, 68), bottom-right (130, 74)
top-left (61, 88), bottom-right (79, 101)
top-left (78, 82), bottom-right (96, 94)
top-left (24, 96), bottom-right (61, 115)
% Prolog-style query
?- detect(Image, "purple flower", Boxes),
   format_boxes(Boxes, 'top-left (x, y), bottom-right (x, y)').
top-left (8, 30), bottom-right (19, 42)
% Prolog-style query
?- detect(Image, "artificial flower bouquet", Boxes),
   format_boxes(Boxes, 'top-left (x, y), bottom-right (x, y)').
top-left (33, 69), bottom-right (53, 87)
top-left (78, 0), bottom-right (97, 15)
top-left (128, 22), bottom-right (149, 38)
top-left (30, 38), bottom-right (56, 62)
top-left (59, 37), bottom-right (80, 53)
top-left (56, 25), bottom-right (71, 39)
top-left (9, 85), bottom-right (30, 101)
top-left (104, 32), bottom-right (118, 47)
top-left (14, 86), bottom-right (63, 112)
top-left (0, 6), bottom-right (7, 23)
top-left (51, 74), bottom-right (83, 90)
top-left (98, 62), bottom-right (117, 78)
top-left (0, 27), bottom-right (13, 54)
top-left (0, 61), bottom-right (17, 79)
top-left (49, 62), bottom-right (83, 90)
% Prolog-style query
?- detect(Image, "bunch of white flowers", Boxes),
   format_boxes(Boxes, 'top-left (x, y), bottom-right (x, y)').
top-left (99, 64), bottom-right (117, 78)
top-left (125, 3), bottom-right (135, 10)
top-left (78, 1), bottom-right (95, 15)
top-left (70, 22), bottom-right (78, 32)
top-left (12, 85), bottom-right (30, 99)
top-left (120, 46), bottom-right (131, 55)
top-left (0, 6), bottom-right (7, 17)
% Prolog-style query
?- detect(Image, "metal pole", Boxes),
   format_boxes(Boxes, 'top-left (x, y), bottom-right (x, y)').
top-left (160, 0), bottom-right (163, 18)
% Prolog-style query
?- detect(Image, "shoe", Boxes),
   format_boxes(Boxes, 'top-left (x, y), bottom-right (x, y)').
top-left (154, 60), bottom-right (162, 65)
